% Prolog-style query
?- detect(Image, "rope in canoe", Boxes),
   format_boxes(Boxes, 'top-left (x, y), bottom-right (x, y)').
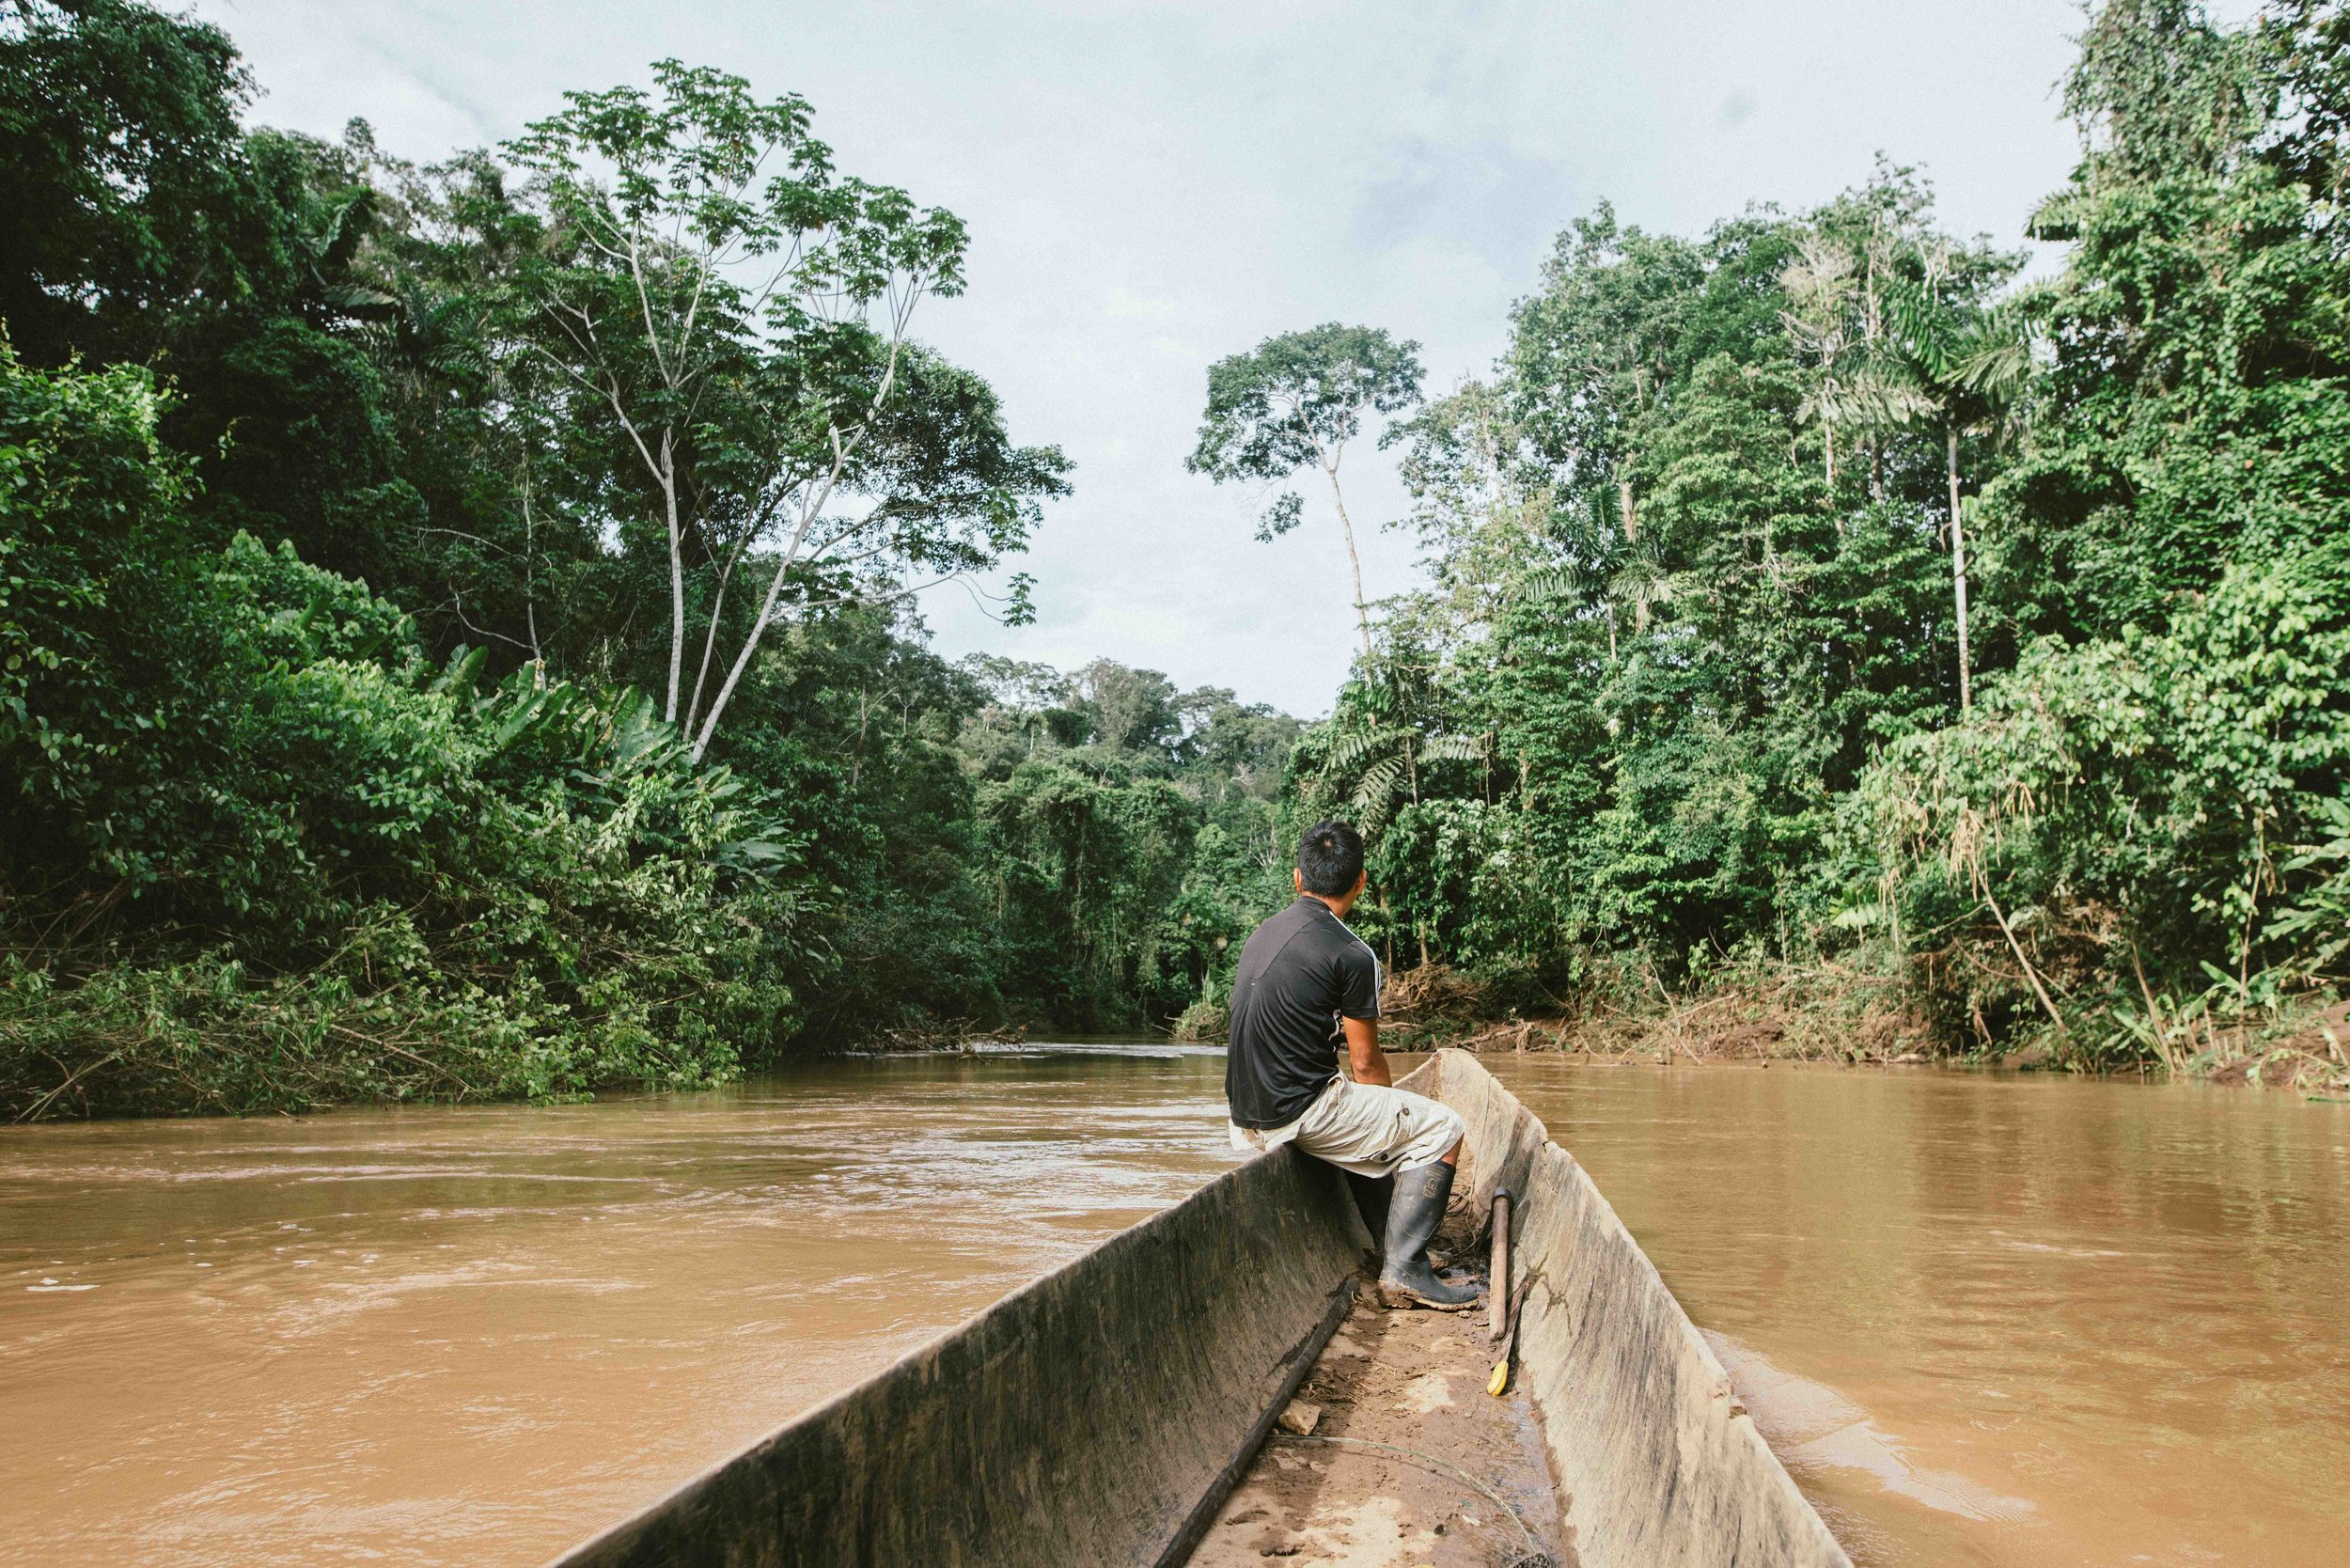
top-left (1264, 1432), bottom-right (1554, 1567)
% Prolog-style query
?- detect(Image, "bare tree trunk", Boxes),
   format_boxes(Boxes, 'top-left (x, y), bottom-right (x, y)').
top-left (687, 338), bottom-right (909, 764)
top-left (1617, 476), bottom-right (1643, 642)
top-left (660, 428), bottom-right (685, 723)
top-left (1862, 256), bottom-right (1886, 506)
top-left (692, 543), bottom-right (798, 765)
top-left (1324, 462), bottom-right (1373, 661)
top-left (1976, 856), bottom-right (2062, 1036)
top-left (851, 685), bottom-right (869, 790)
top-left (1947, 422), bottom-right (1972, 713)
top-left (684, 579), bottom-right (726, 735)
top-left (684, 537), bottom-right (750, 735)
top-left (521, 475), bottom-right (546, 686)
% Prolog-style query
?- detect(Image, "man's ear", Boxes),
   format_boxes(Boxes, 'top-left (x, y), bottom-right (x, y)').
top-left (1351, 870), bottom-right (1368, 898)
top-left (1293, 868), bottom-right (1305, 895)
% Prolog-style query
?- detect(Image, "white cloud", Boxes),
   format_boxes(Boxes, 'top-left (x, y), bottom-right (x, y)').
top-left (1103, 287), bottom-right (1178, 321)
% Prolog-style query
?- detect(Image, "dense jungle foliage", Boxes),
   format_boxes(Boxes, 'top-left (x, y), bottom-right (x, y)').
top-left (8, 0), bottom-right (2348, 1116)
top-left (0, 0), bottom-right (1297, 1114)
top-left (1268, 0), bottom-right (2350, 1074)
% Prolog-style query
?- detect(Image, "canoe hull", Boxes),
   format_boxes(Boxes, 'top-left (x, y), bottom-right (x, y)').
top-left (549, 1143), bottom-right (1366, 1568)
top-left (549, 1051), bottom-right (1850, 1568)
top-left (1434, 1049), bottom-right (1852, 1568)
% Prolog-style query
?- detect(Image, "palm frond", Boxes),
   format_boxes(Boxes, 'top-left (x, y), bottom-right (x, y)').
top-left (1418, 732), bottom-right (1489, 765)
top-left (1877, 279), bottom-right (1948, 377)
top-left (2025, 192), bottom-right (2085, 243)
top-left (1819, 369), bottom-right (1936, 431)
top-left (1515, 561), bottom-right (1599, 604)
top-left (1348, 754), bottom-right (1410, 826)
top-left (1321, 729), bottom-right (1393, 776)
top-left (1951, 319), bottom-right (2035, 400)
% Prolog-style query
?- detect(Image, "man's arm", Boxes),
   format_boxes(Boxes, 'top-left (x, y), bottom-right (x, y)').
top-left (1343, 1015), bottom-right (1390, 1087)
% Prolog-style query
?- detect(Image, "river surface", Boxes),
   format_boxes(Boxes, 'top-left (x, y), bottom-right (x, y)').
top-left (2, 1048), bottom-right (2345, 1567)
top-left (1494, 1058), bottom-right (2350, 1568)
top-left (0, 1047), bottom-right (1241, 1566)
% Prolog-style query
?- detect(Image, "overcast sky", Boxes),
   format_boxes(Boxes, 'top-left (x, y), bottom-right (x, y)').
top-left (190, 0), bottom-right (2198, 715)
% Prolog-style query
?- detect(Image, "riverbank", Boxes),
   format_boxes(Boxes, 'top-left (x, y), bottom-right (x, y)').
top-left (0, 951), bottom-right (763, 1122)
top-left (1255, 962), bottom-right (2350, 1097)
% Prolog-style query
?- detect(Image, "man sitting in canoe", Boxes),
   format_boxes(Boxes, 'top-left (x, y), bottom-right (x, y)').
top-left (1225, 820), bottom-right (1481, 1311)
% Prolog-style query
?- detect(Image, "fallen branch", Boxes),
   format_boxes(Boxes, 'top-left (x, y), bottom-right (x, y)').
top-left (1972, 863), bottom-right (2069, 1041)
top-left (14, 1050), bottom-right (123, 1122)
top-left (325, 1024), bottom-right (481, 1099)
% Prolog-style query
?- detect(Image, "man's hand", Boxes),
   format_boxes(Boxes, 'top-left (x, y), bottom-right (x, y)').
top-left (1342, 1015), bottom-right (1391, 1087)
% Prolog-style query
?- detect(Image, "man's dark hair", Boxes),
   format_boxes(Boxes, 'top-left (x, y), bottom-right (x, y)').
top-left (1297, 819), bottom-right (1365, 896)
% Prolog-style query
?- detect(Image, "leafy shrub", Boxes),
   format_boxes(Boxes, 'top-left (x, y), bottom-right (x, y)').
top-left (1856, 541), bottom-right (2350, 1058)
top-left (0, 346), bottom-right (816, 1116)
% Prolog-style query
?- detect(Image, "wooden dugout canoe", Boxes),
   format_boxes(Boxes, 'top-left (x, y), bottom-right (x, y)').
top-left (547, 1050), bottom-right (1850, 1568)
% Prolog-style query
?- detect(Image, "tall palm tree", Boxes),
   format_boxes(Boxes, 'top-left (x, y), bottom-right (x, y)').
top-left (1852, 280), bottom-right (2036, 712)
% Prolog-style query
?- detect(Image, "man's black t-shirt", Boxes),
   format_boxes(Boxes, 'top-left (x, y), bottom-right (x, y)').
top-left (1225, 896), bottom-right (1383, 1128)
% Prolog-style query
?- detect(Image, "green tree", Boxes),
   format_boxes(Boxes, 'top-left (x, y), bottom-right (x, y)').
top-left (504, 62), bottom-right (1065, 761)
top-left (0, 2), bottom-right (1109, 1105)
top-left (0, 0), bottom-right (254, 367)
top-left (1854, 0), bottom-right (2350, 1049)
top-left (0, 344), bottom-right (817, 1116)
top-left (1327, 179), bottom-right (2001, 988)
top-left (951, 655), bottom-right (1305, 1028)
top-left (1187, 322), bottom-right (1423, 658)
top-left (1840, 281), bottom-right (2030, 712)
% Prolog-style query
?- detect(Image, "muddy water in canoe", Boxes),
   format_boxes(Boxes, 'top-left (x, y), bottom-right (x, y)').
top-left (1486, 1058), bottom-right (2350, 1568)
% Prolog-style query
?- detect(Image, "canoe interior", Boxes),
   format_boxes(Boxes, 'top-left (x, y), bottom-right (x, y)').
top-left (545, 1050), bottom-right (1849, 1568)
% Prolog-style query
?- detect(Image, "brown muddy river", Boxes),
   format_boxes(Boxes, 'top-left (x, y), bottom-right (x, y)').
top-left (0, 1047), bottom-right (1240, 1566)
top-left (1495, 1058), bottom-right (2350, 1567)
top-left (2, 1047), bottom-right (2345, 1566)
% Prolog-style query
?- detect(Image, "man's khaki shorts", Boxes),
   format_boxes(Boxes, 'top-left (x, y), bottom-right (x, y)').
top-left (1228, 1074), bottom-right (1465, 1177)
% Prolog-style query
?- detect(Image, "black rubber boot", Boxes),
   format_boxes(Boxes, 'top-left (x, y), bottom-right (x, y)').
top-left (1346, 1171), bottom-right (1394, 1258)
top-left (1377, 1161), bottom-right (1482, 1310)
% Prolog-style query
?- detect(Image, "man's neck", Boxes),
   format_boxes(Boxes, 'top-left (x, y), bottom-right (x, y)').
top-left (1301, 892), bottom-right (1357, 920)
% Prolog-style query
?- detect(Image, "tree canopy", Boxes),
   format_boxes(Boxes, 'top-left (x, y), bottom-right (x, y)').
top-left (8, 0), bottom-right (2349, 1110)
top-left (0, 0), bottom-right (1152, 1116)
top-left (1265, 0), bottom-right (2350, 1073)
top-left (1189, 322), bottom-right (1424, 656)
